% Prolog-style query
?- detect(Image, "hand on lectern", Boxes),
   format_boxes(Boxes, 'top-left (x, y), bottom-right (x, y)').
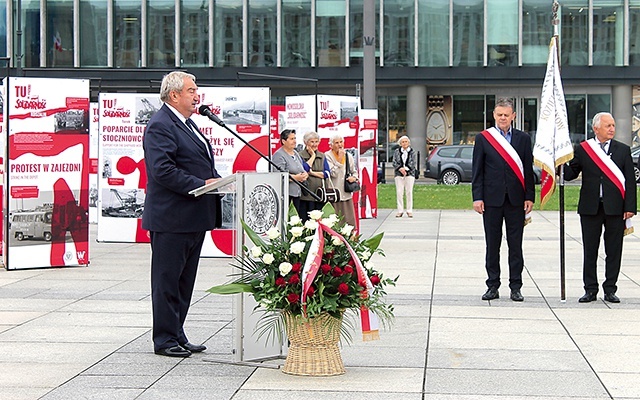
top-left (205, 177), bottom-right (221, 185)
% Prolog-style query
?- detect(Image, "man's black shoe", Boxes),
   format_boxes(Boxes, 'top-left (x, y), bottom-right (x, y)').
top-left (155, 346), bottom-right (191, 358)
top-left (510, 290), bottom-right (524, 302)
top-left (181, 342), bottom-right (206, 353)
top-left (482, 288), bottom-right (499, 300)
top-left (604, 292), bottom-right (620, 303)
top-left (578, 292), bottom-right (597, 303)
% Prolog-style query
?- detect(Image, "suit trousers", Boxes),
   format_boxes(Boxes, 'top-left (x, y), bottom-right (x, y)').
top-left (394, 175), bottom-right (415, 213)
top-left (150, 231), bottom-right (206, 351)
top-left (580, 203), bottom-right (625, 294)
top-left (482, 196), bottom-right (525, 291)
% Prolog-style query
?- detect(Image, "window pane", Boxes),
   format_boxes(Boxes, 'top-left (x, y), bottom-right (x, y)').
top-left (487, 0), bottom-right (517, 66)
top-left (559, 1), bottom-right (588, 66)
top-left (0, 1), bottom-right (6, 57)
top-left (384, 0), bottom-right (412, 66)
top-left (316, 0), bottom-right (346, 66)
top-left (522, 0), bottom-right (553, 65)
top-left (566, 94), bottom-right (586, 143)
top-left (349, 0), bottom-right (380, 66)
top-left (592, 0), bottom-right (624, 66)
top-left (80, 0), bottom-right (108, 66)
top-left (21, 0), bottom-right (40, 67)
top-left (587, 94), bottom-right (611, 134)
top-left (47, 1), bottom-right (74, 67)
top-left (249, 0), bottom-right (276, 66)
top-left (418, 0), bottom-right (449, 66)
top-left (114, 0), bottom-right (141, 67)
top-left (453, 95), bottom-right (485, 143)
top-left (182, 0), bottom-right (209, 66)
top-left (214, 0), bottom-right (243, 67)
top-left (148, 0), bottom-right (175, 67)
top-left (282, 0), bottom-right (311, 66)
top-left (630, 1), bottom-right (640, 65)
top-left (452, 0), bottom-right (483, 66)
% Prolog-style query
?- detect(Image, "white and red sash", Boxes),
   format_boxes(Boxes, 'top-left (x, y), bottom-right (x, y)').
top-left (581, 139), bottom-right (626, 199)
top-left (481, 127), bottom-right (525, 189)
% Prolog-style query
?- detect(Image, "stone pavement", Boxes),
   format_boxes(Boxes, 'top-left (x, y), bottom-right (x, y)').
top-left (0, 209), bottom-right (639, 400)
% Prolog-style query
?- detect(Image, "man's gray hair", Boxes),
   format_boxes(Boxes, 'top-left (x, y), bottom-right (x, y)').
top-left (160, 71), bottom-right (196, 103)
top-left (303, 131), bottom-right (320, 143)
top-left (592, 112), bottom-right (613, 129)
top-left (494, 97), bottom-right (514, 111)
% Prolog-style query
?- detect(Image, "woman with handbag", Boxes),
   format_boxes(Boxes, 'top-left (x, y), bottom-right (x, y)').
top-left (325, 134), bottom-right (358, 227)
top-left (298, 131), bottom-right (331, 221)
top-left (272, 129), bottom-right (309, 216)
top-left (392, 135), bottom-right (416, 218)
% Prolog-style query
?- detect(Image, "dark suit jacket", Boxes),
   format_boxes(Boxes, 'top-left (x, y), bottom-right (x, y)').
top-left (142, 104), bottom-right (221, 233)
top-left (564, 139), bottom-right (637, 216)
top-left (471, 128), bottom-right (535, 207)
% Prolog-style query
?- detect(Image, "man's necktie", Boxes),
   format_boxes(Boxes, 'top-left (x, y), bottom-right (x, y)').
top-left (185, 118), bottom-right (197, 133)
top-left (600, 141), bottom-right (607, 153)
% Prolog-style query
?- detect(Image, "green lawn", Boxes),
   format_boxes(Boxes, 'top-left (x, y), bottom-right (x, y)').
top-left (376, 183), bottom-right (593, 211)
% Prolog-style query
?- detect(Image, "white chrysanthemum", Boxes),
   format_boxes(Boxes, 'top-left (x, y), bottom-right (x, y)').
top-left (288, 215), bottom-right (302, 226)
top-left (304, 219), bottom-right (318, 231)
top-left (262, 253), bottom-right (275, 264)
top-left (250, 246), bottom-right (262, 258)
top-left (266, 227), bottom-right (280, 240)
top-left (340, 224), bottom-right (354, 236)
top-left (331, 235), bottom-right (343, 246)
top-left (290, 241), bottom-right (306, 254)
top-left (279, 262), bottom-right (293, 276)
top-left (309, 210), bottom-right (324, 220)
top-left (290, 226), bottom-right (304, 238)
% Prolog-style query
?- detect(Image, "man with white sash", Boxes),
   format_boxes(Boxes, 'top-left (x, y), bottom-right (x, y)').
top-left (472, 98), bottom-right (535, 302)
top-left (564, 112), bottom-right (636, 303)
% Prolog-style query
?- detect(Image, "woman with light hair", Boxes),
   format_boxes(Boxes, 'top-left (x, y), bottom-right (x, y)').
top-left (325, 134), bottom-right (358, 227)
top-left (272, 129), bottom-right (309, 216)
top-left (298, 131), bottom-right (330, 220)
top-left (392, 135), bottom-right (416, 217)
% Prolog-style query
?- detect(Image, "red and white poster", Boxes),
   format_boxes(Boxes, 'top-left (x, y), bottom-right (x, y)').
top-left (3, 77), bottom-right (90, 270)
top-left (0, 86), bottom-right (4, 255)
top-left (358, 109), bottom-right (378, 218)
top-left (97, 93), bottom-right (157, 243)
top-left (270, 104), bottom-right (285, 155)
top-left (88, 102), bottom-right (99, 223)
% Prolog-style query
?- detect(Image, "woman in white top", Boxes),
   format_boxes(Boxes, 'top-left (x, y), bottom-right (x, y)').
top-left (324, 134), bottom-right (358, 227)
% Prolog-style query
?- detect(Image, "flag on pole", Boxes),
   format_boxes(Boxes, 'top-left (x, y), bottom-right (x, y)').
top-left (533, 36), bottom-right (573, 207)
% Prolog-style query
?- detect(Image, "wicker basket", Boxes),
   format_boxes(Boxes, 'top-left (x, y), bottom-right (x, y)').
top-left (282, 312), bottom-right (345, 376)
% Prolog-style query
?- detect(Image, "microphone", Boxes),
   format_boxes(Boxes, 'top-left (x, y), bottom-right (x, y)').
top-left (198, 105), bottom-right (225, 127)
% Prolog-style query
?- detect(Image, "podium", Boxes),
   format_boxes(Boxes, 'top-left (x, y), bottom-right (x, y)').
top-left (191, 172), bottom-right (289, 362)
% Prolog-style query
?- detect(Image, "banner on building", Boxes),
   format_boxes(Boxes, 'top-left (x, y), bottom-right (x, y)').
top-left (3, 77), bottom-right (90, 270)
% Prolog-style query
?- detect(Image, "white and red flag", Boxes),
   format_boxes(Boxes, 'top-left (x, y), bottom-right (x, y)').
top-left (533, 37), bottom-right (573, 207)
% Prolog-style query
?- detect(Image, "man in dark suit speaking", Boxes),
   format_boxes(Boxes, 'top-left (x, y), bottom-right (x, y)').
top-left (564, 112), bottom-right (636, 303)
top-left (472, 98), bottom-right (535, 302)
top-left (143, 71), bottom-right (222, 357)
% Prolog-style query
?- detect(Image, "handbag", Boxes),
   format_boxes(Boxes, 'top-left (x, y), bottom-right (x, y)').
top-left (316, 178), bottom-right (340, 203)
top-left (344, 154), bottom-right (361, 193)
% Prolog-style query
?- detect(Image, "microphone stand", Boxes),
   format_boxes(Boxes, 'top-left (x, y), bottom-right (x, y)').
top-left (204, 114), bottom-right (323, 202)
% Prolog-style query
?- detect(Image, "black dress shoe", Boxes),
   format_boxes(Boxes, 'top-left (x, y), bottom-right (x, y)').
top-left (155, 346), bottom-right (191, 358)
top-left (578, 292), bottom-right (597, 303)
top-left (482, 288), bottom-right (499, 300)
top-left (510, 290), bottom-right (524, 302)
top-left (604, 292), bottom-right (620, 303)
top-left (181, 342), bottom-right (206, 353)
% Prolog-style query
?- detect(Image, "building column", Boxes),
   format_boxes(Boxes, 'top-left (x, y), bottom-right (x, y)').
top-left (612, 85), bottom-right (632, 146)
top-left (407, 85), bottom-right (427, 172)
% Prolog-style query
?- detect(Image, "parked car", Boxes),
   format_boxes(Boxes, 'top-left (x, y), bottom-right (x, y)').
top-left (424, 144), bottom-right (541, 185)
top-left (631, 145), bottom-right (640, 183)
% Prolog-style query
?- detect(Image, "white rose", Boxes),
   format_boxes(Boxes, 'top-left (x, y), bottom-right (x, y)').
top-left (309, 210), bottom-right (324, 221)
top-left (360, 250), bottom-right (371, 260)
top-left (323, 218), bottom-right (336, 229)
top-left (331, 236), bottom-right (343, 246)
top-left (279, 262), bottom-right (293, 276)
top-left (290, 241), bottom-right (306, 254)
top-left (250, 246), bottom-right (262, 258)
top-left (262, 253), bottom-right (275, 264)
top-left (266, 227), bottom-right (280, 240)
top-left (290, 226), bottom-right (304, 238)
top-left (288, 216), bottom-right (302, 226)
top-left (340, 224), bottom-right (354, 236)
top-left (304, 219), bottom-right (318, 231)
top-left (365, 261), bottom-right (375, 270)
top-left (328, 214), bottom-right (340, 224)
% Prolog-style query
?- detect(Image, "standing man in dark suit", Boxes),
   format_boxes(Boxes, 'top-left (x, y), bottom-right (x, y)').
top-left (564, 112), bottom-right (636, 303)
top-left (143, 71), bottom-right (222, 357)
top-left (472, 98), bottom-right (535, 302)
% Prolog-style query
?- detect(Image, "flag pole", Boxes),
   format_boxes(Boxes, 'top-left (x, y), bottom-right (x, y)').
top-left (552, 1), bottom-right (567, 302)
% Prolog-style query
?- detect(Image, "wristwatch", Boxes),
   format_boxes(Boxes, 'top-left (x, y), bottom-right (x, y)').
top-left (426, 96), bottom-right (449, 144)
